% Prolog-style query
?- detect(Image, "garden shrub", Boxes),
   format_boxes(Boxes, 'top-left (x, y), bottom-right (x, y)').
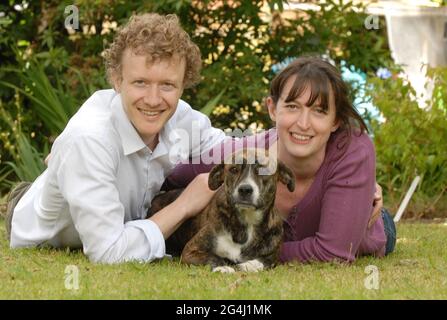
top-left (0, 0), bottom-right (400, 205)
top-left (368, 67), bottom-right (447, 218)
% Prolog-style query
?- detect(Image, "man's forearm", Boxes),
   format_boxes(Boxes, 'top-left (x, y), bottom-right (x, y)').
top-left (148, 201), bottom-right (189, 239)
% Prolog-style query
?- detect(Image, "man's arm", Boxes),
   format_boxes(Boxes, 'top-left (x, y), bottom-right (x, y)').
top-left (149, 172), bottom-right (215, 239)
top-left (57, 136), bottom-right (165, 264)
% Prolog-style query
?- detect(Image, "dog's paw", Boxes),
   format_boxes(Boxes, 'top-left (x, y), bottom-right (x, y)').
top-left (237, 259), bottom-right (264, 272)
top-left (212, 266), bottom-right (236, 273)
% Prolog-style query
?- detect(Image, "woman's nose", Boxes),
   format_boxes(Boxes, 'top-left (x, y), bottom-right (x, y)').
top-left (296, 108), bottom-right (311, 131)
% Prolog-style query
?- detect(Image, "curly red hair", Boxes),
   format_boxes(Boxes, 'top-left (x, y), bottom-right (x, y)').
top-left (103, 13), bottom-right (202, 89)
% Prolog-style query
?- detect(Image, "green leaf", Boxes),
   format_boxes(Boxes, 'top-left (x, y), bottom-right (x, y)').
top-left (199, 88), bottom-right (226, 116)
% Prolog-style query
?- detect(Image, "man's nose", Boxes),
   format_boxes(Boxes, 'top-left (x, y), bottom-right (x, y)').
top-left (143, 86), bottom-right (162, 106)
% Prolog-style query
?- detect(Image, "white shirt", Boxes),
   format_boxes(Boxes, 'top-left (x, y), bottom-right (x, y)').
top-left (10, 89), bottom-right (226, 264)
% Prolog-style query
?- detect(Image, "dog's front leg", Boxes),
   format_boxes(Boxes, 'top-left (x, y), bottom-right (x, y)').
top-left (180, 227), bottom-right (218, 265)
top-left (236, 259), bottom-right (265, 272)
top-left (181, 229), bottom-right (236, 273)
top-left (182, 246), bottom-right (234, 273)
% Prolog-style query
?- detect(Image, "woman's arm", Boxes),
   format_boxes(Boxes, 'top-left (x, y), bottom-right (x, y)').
top-left (280, 139), bottom-right (380, 263)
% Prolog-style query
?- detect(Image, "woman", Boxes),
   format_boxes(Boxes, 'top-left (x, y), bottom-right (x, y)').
top-left (165, 56), bottom-right (396, 263)
top-left (264, 57), bottom-right (396, 263)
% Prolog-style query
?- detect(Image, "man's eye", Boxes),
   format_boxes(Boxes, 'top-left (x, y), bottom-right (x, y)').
top-left (134, 80), bottom-right (145, 86)
top-left (161, 83), bottom-right (175, 90)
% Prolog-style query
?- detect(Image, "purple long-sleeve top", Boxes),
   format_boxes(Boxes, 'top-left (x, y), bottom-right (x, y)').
top-left (163, 128), bottom-right (387, 263)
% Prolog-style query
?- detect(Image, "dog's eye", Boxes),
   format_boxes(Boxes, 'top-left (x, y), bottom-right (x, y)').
top-left (230, 166), bottom-right (239, 174)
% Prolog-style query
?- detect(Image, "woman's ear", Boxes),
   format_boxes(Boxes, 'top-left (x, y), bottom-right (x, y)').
top-left (266, 96), bottom-right (277, 122)
top-left (331, 119), bottom-right (340, 132)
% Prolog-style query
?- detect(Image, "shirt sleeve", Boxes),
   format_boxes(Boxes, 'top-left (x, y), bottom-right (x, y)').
top-left (56, 135), bottom-right (165, 264)
top-left (280, 140), bottom-right (376, 263)
top-left (161, 100), bottom-right (228, 190)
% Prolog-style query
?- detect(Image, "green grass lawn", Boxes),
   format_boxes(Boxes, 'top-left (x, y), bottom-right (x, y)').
top-left (1, 217), bottom-right (446, 300)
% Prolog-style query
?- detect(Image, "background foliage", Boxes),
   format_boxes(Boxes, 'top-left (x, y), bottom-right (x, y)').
top-left (368, 67), bottom-right (447, 218)
top-left (0, 0), bottom-right (445, 217)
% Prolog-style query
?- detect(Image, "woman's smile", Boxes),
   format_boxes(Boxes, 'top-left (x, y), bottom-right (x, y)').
top-left (289, 132), bottom-right (314, 145)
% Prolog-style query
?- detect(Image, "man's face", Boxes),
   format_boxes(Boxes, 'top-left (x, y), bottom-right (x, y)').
top-left (114, 49), bottom-right (186, 149)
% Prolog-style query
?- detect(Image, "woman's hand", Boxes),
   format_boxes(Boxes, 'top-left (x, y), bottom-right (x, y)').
top-left (368, 182), bottom-right (383, 228)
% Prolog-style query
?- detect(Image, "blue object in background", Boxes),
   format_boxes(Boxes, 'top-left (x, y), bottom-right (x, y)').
top-left (376, 67), bottom-right (392, 79)
top-left (340, 61), bottom-right (385, 131)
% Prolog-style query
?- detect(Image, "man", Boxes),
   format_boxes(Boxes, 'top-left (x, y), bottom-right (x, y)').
top-left (6, 13), bottom-right (226, 264)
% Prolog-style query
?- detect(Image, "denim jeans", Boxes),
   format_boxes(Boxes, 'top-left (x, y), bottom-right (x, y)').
top-left (381, 208), bottom-right (397, 255)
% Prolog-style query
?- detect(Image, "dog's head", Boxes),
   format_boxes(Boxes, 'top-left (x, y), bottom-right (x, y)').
top-left (208, 148), bottom-right (295, 213)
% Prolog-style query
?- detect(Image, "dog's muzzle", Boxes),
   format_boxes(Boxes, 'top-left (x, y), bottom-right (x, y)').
top-left (234, 183), bottom-right (257, 208)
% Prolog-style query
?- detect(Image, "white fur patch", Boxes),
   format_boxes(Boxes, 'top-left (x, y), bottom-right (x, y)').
top-left (237, 259), bottom-right (265, 272)
top-left (233, 166), bottom-right (261, 207)
top-left (212, 266), bottom-right (236, 273)
top-left (245, 167), bottom-right (260, 204)
top-left (215, 228), bottom-right (254, 262)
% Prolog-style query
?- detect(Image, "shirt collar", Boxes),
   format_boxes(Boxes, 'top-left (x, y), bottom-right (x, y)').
top-left (111, 93), bottom-right (184, 158)
top-left (152, 112), bottom-right (183, 160)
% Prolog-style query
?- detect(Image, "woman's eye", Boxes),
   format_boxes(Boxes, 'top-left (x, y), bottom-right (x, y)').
top-left (315, 108), bottom-right (327, 114)
top-left (286, 104), bottom-right (298, 110)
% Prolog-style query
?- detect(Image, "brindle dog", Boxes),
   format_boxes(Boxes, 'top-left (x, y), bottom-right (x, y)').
top-left (148, 148), bottom-right (295, 273)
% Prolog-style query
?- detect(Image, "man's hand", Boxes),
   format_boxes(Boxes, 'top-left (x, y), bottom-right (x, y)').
top-left (175, 172), bottom-right (216, 219)
top-left (368, 182), bottom-right (383, 229)
top-left (148, 173), bottom-right (216, 239)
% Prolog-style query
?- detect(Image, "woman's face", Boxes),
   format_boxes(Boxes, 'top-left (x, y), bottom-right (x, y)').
top-left (267, 75), bottom-right (339, 163)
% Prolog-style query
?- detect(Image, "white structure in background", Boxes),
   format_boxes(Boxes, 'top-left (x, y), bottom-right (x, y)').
top-left (284, 0), bottom-right (447, 108)
top-left (367, 1), bottom-right (447, 108)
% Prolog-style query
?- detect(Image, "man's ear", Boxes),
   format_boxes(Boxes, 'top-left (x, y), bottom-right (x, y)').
top-left (278, 161), bottom-right (295, 192)
top-left (266, 97), bottom-right (277, 122)
top-left (208, 164), bottom-right (225, 190)
top-left (111, 72), bottom-right (122, 93)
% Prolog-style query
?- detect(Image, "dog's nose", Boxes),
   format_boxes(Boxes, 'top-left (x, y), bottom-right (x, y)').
top-left (238, 184), bottom-right (253, 197)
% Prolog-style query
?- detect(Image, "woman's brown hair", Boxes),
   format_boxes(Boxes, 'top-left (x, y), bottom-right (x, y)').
top-left (269, 56), bottom-right (368, 136)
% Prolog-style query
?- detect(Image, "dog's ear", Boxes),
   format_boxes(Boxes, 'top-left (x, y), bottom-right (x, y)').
top-left (278, 161), bottom-right (295, 192)
top-left (208, 163), bottom-right (225, 190)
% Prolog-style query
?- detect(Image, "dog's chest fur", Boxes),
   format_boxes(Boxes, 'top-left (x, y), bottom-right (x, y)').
top-left (215, 226), bottom-right (254, 262)
top-left (209, 197), bottom-right (265, 263)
